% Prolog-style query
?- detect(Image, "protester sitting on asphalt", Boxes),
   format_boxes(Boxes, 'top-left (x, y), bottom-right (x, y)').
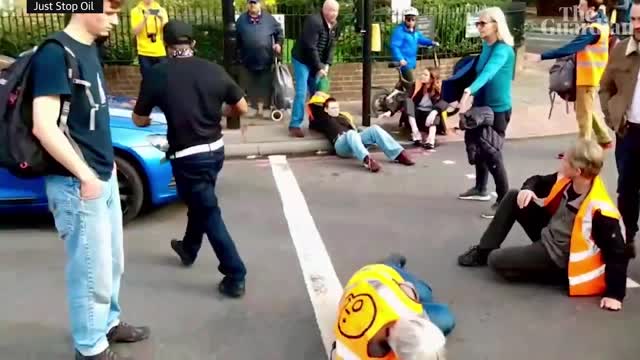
top-left (458, 139), bottom-right (632, 311)
top-left (526, 0), bottom-right (614, 155)
top-left (307, 82), bottom-right (415, 173)
top-left (400, 67), bottom-right (453, 149)
top-left (332, 254), bottom-right (453, 360)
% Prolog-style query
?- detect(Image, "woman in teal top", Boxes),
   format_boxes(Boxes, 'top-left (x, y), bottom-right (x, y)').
top-left (457, 7), bottom-right (515, 219)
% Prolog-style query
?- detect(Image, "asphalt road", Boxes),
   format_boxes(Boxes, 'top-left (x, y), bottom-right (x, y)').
top-left (1, 135), bottom-right (639, 360)
top-left (525, 31), bottom-right (576, 54)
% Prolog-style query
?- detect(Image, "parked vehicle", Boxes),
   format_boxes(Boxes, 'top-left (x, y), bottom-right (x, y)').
top-left (0, 95), bottom-right (178, 224)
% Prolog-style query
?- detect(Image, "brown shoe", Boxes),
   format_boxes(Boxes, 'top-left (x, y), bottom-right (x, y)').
top-left (395, 150), bottom-right (415, 166)
top-left (363, 156), bottom-right (381, 172)
top-left (288, 127), bottom-right (305, 138)
top-left (107, 322), bottom-right (150, 343)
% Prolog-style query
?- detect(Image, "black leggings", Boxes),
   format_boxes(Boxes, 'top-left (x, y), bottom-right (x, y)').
top-left (475, 110), bottom-right (511, 203)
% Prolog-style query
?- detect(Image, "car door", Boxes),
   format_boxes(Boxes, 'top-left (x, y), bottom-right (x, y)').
top-left (0, 168), bottom-right (47, 206)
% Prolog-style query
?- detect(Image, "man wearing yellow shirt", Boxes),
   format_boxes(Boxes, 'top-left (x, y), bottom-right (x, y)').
top-left (130, 0), bottom-right (169, 77)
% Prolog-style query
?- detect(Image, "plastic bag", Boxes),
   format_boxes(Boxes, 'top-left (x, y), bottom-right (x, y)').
top-left (272, 58), bottom-right (295, 110)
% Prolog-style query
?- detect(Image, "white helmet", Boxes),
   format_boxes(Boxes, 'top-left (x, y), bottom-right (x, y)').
top-left (403, 7), bottom-right (419, 17)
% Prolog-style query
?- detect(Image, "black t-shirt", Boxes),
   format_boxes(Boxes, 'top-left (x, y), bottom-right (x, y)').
top-left (30, 32), bottom-right (114, 181)
top-left (308, 106), bottom-right (352, 144)
top-left (133, 56), bottom-right (245, 154)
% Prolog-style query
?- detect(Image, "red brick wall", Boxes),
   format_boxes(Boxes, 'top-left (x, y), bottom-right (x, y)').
top-left (104, 58), bottom-right (461, 102)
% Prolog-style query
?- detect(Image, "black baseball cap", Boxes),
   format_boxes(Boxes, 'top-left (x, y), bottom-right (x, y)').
top-left (163, 20), bottom-right (194, 45)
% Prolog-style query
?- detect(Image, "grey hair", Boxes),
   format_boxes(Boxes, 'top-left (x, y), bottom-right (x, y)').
top-left (388, 316), bottom-right (447, 360)
top-left (479, 6), bottom-right (514, 47)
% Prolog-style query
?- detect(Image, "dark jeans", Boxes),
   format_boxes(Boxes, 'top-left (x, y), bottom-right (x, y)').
top-left (475, 109), bottom-right (511, 203)
top-left (479, 189), bottom-right (566, 282)
top-left (138, 55), bottom-right (167, 78)
top-left (171, 149), bottom-right (247, 281)
top-left (616, 123), bottom-right (640, 240)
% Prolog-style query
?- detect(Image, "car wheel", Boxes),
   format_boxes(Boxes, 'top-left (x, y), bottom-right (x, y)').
top-left (115, 156), bottom-right (145, 224)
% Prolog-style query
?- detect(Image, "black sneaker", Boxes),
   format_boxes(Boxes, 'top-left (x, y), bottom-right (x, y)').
top-left (107, 322), bottom-right (150, 343)
top-left (75, 348), bottom-right (132, 360)
top-left (380, 253), bottom-right (407, 268)
top-left (171, 240), bottom-right (195, 266)
top-left (218, 277), bottom-right (246, 298)
top-left (457, 245), bottom-right (491, 267)
top-left (481, 202), bottom-right (499, 219)
top-left (458, 188), bottom-right (491, 201)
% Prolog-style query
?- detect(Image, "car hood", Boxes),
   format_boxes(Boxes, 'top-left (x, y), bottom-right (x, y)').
top-left (108, 95), bottom-right (167, 133)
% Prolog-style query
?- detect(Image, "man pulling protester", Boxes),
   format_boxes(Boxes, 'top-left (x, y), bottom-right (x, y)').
top-left (132, 20), bottom-right (249, 298)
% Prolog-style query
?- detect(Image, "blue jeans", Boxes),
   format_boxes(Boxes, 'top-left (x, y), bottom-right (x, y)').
top-left (334, 126), bottom-right (404, 162)
top-left (45, 173), bottom-right (124, 356)
top-left (138, 55), bottom-right (167, 78)
top-left (383, 262), bottom-right (456, 336)
top-left (291, 58), bottom-right (319, 128)
top-left (170, 149), bottom-right (247, 281)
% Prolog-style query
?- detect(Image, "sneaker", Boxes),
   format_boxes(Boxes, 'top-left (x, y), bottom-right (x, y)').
top-left (457, 245), bottom-right (491, 267)
top-left (481, 202), bottom-right (499, 219)
top-left (363, 156), bottom-right (381, 172)
top-left (458, 188), bottom-right (491, 201)
top-left (218, 277), bottom-right (246, 298)
top-left (380, 253), bottom-right (407, 268)
top-left (423, 142), bottom-right (435, 150)
top-left (171, 240), bottom-right (195, 266)
top-left (75, 348), bottom-right (132, 360)
top-left (395, 150), bottom-right (415, 166)
top-left (107, 322), bottom-right (151, 343)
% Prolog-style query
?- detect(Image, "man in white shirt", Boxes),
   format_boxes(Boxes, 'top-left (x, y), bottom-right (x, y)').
top-left (599, 0), bottom-right (640, 258)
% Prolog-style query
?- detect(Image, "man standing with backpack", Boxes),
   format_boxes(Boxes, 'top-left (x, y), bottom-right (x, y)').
top-left (526, 0), bottom-right (614, 154)
top-left (27, 1), bottom-right (150, 358)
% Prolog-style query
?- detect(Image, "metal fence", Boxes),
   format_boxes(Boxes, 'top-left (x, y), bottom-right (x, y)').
top-left (0, 2), bottom-right (525, 65)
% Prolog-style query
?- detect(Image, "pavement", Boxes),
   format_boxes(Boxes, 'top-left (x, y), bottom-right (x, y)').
top-left (221, 61), bottom-right (583, 158)
top-left (1, 135), bottom-right (640, 360)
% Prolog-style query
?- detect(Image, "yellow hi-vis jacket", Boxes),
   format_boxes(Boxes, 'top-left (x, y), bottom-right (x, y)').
top-left (576, 22), bottom-right (609, 86)
top-left (333, 264), bottom-right (425, 360)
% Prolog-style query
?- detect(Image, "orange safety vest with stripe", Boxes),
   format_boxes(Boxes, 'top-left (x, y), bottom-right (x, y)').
top-left (542, 175), bottom-right (624, 296)
top-left (576, 22), bottom-right (610, 86)
top-left (333, 264), bottom-right (425, 360)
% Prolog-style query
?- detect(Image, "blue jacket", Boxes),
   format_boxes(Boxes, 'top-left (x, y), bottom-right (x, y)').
top-left (390, 24), bottom-right (434, 70)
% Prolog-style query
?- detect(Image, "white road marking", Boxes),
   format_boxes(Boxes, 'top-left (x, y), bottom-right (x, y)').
top-left (269, 155), bottom-right (343, 356)
top-left (443, 160), bottom-right (455, 165)
top-left (627, 278), bottom-right (640, 289)
top-left (465, 174), bottom-right (476, 179)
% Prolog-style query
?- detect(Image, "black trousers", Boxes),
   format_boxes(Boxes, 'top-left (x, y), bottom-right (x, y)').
top-left (479, 189), bottom-right (566, 282)
top-left (475, 109), bottom-right (511, 203)
top-left (616, 123), bottom-right (640, 241)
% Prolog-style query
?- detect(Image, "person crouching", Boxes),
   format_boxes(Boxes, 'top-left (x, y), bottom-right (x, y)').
top-left (308, 91), bottom-right (415, 172)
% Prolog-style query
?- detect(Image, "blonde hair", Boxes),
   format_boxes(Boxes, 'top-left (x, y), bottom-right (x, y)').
top-left (479, 7), bottom-right (514, 47)
top-left (566, 139), bottom-right (604, 178)
top-left (388, 316), bottom-right (447, 360)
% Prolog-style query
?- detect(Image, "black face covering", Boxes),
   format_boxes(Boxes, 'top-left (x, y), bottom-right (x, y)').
top-left (170, 47), bottom-right (194, 58)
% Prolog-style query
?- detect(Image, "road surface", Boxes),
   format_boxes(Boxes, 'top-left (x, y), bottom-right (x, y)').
top-left (1, 135), bottom-right (639, 360)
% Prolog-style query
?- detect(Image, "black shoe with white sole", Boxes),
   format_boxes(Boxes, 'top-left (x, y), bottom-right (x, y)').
top-left (458, 188), bottom-right (491, 201)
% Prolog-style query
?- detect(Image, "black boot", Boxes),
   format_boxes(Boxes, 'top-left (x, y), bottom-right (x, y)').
top-left (458, 245), bottom-right (492, 267)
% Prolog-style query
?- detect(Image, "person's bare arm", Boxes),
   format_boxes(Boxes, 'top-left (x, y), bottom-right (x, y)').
top-left (223, 98), bottom-right (248, 118)
top-left (132, 113), bottom-right (151, 127)
top-left (131, 11), bottom-right (148, 36)
top-left (32, 95), bottom-right (96, 181)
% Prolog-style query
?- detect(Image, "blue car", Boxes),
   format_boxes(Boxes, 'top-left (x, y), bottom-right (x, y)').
top-left (0, 95), bottom-right (178, 224)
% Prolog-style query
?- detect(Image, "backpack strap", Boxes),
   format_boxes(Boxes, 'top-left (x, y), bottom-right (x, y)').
top-left (36, 35), bottom-right (87, 163)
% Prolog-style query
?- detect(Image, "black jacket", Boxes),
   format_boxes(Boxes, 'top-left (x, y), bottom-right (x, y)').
top-left (521, 172), bottom-right (630, 302)
top-left (459, 107), bottom-right (504, 165)
top-left (308, 103), bottom-right (354, 144)
top-left (291, 13), bottom-right (339, 73)
top-left (235, 11), bottom-right (284, 71)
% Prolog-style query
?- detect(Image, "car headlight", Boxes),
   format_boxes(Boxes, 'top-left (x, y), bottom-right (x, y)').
top-left (146, 134), bottom-right (169, 152)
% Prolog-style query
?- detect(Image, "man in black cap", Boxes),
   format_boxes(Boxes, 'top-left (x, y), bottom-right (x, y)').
top-left (132, 20), bottom-right (249, 298)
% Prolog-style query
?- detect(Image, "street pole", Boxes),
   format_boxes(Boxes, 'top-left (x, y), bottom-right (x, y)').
top-left (222, 0), bottom-right (240, 129)
top-left (361, 0), bottom-right (372, 127)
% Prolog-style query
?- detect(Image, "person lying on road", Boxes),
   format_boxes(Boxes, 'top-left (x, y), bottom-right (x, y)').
top-left (307, 90), bottom-right (415, 173)
top-left (458, 139), bottom-right (632, 311)
top-left (331, 254), bottom-right (453, 360)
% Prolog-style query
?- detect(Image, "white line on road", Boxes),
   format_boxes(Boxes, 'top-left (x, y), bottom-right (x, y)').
top-left (627, 278), bottom-right (640, 288)
top-left (269, 155), bottom-right (343, 356)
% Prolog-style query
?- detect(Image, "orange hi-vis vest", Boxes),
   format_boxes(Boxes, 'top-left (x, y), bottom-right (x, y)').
top-left (542, 175), bottom-right (624, 296)
top-left (576, 22), bottom-right (609, 86)
top-left (333, 264), bottom-right (425, 360)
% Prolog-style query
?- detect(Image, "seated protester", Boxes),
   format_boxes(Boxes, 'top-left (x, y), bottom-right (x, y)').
top-left (331, 254), bottom-right (453, 360)
top-left (307, 89), bottom-right (415, 173)
top-left (400, 67), bottom-right (453, 149)
top-left (458, 139), bottom-right (631, 311)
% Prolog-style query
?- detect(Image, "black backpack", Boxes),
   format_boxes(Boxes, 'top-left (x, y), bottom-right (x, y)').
top-left (0, 33), bottom-right (88, 178)
top-left (548, 55), bottom-right (577, 119)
